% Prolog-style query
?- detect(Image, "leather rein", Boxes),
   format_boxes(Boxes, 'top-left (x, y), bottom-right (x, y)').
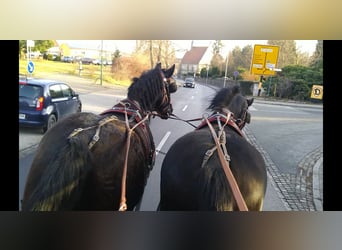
top-left (203, 109), bottom-right (248, 211)
top-left (171, 109), bottom-right (249, 211)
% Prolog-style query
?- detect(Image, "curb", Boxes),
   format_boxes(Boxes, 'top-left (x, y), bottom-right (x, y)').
top-left (312, 156), bottom-right (323, 210)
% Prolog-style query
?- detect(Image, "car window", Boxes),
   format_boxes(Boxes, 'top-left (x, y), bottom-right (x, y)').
top-left (49, 84), bottom-right (63, 98)
top-left (60, 84), bottom-right (72, 98)
top-left (19, 85), bottom-right (42, 99)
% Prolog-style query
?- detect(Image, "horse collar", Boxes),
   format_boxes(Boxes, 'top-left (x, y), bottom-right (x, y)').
top-left (196, 113), bottom-right (244, 137)
top-left (100, 99), bottom-right (144, 123)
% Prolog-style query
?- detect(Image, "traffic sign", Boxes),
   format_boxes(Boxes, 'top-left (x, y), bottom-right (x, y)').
top-left (310, 85), bottom-right (323, 99)
top-left (27, 61), bottom-right (34, 74)
top-left (233, 71), bottom-right (239, 77)
top-left (251, 44), bottom-right (280, 76)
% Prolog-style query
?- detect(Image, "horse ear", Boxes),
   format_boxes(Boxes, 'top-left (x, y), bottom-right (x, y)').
top-left (163, 64), bottom-right (175, 78)
top-left (156, 62), bottom-right (162, 70)
top-left (247, 98), bottom-right (254, 107)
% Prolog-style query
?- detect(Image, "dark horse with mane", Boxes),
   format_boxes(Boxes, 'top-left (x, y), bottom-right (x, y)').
top-left (22, 63), bottom-right (176, 211)
top-left (158, 85), bottom-right (267, 211)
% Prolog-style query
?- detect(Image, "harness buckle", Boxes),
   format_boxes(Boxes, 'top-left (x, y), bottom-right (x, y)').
top-left (68, 128), bottom-right (84, 138)
top-left (92, 134), bottom-right (99, 142)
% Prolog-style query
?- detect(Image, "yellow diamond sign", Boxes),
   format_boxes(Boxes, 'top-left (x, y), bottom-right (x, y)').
top-left (251, 44), bottom-right (280, 76)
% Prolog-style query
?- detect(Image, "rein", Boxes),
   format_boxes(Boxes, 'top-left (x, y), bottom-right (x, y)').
top-left (119, 110), bottom-right (151, 211)
top-left (167, 110), bottom-right (248, 210)
top-left (169, 113), bottom-right (202, 128)
top-left (204, 111), bottom-right (248, 211)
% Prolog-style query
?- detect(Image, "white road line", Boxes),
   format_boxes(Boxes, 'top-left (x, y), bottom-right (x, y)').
top-left (182, 105), bottom-right (188, 111)
top-left (156, 131), bottom-right (171, 156)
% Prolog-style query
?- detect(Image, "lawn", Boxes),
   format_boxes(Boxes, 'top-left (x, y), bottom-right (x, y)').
top-left (19, 59), bottom-right (131, 86)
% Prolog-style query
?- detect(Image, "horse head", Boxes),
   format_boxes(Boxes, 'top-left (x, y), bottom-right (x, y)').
top-left (127, 63), bottom-right (176, 119)
top-left (155, 63), bottom-right (176, 119)
top-left (208, 85), bottom-right (254, 130)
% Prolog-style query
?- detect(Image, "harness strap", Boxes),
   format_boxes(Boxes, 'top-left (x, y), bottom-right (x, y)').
top-left (196, 113), bottom-right (244, 137)
top-left (204, 115), bottom-right (248, 211)
top-left (88, 116), bottom-right (118, 149)
top-left (201, 146), bottom-right (217, 168)
top-left (119, 112), bottom-right (151, 211)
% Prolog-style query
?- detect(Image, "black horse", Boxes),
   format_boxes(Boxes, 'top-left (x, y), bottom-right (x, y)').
top-left (22, 63), bottom-right (176, 211)
top-left (159, 85), bottom-right (267, 211)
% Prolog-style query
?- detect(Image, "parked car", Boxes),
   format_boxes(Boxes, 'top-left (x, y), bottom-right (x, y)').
top-left (19, 77), bottom-right (82, 133)
top-left (62, 56), bottom-right (74, 63)
top-left (184, 77), bottom-right (195, 88)
top-left (81, 57), bottom-right (95, 64)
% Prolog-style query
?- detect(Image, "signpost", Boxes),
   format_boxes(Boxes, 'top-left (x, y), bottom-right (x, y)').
top-left (251, 44), bottom-right (280, 76)
top-left (251, 44), bottom-right (280, 96)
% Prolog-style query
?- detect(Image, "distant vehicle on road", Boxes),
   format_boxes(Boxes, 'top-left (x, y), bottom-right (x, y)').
top-left (183, 77), bottom-right (195, 88)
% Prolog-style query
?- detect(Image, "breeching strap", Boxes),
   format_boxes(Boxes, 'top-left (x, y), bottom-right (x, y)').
top-left (204, 114), bottom-right (248, 211)
top-left (118, 110), bottom-right (151, 211)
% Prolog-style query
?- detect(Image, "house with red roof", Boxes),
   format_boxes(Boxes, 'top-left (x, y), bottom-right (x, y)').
top-left (178, 44), bottom-right (212, 78)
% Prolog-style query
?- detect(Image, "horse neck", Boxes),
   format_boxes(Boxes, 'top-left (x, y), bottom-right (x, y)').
top-left (127, 81), bottom-right (161, 116)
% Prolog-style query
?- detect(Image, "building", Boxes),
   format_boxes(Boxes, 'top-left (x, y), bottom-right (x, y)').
top-left (178, 44), bottom-right (212, 78)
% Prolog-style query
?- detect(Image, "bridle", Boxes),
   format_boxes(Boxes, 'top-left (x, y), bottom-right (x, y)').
top-left (154, 70), bottom-right (173, 119)
top-left (235, 105), bottom-right (250, 130)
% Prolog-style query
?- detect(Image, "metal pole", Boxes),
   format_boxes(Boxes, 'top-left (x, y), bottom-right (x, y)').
top-left (206, 65), bottom-right (209, 84)
top-left (100, 40), bottom-right (103, 86)
top-left (267, 76), bottom-right (272, 97)
top-left (224, 53), bottom-right (229, 88)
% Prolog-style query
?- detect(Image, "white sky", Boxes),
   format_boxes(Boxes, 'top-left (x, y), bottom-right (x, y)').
top-left (57, 40), bottom-right (318, 58)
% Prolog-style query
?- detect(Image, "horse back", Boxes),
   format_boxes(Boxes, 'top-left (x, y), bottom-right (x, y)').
top-left (22, 112), bottom-right (151, 211)
top-left (159, 126), bottom-right (267, 211)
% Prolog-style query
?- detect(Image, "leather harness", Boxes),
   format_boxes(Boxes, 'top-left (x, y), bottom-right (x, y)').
top-left (100, 99), bottom-right (156, 168)
top-left (196, 110), bottom-right (249, 211)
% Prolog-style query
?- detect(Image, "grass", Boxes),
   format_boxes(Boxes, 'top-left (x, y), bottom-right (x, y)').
top-left (19, 59), bottom-right (131, 87)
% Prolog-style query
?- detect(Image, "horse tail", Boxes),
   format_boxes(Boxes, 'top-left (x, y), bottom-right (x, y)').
top-left (24, 134), bottom-right (92, 211)
top-left (199, 161), bottom-right (236, 211)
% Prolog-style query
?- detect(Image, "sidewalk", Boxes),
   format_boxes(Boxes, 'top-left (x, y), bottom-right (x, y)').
top-left (253, 97), bottom-right (323, 211)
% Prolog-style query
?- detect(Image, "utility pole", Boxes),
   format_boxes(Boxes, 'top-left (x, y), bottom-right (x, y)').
top-left (223, 52), bottom-right (229, 88)
top-left (100, 40), bottom-right (103, 86)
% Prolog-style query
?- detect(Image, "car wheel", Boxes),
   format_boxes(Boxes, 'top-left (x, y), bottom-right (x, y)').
top-left (42, 114), bottom-right (57, 133)
top-left (77, 104), bottom-right (82, 112)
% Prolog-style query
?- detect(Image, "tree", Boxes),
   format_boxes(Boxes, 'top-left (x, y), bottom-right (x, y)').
top-left (19, 40), bottom-right (55, 59)
top-left (267, 40), bottom-right (297, 68)
top-left (309, 40), bottom-right (323, 70)
top-left (212, 40), bottom-right (224, 55)
top-left (135, 40), bottom-right (176, 69)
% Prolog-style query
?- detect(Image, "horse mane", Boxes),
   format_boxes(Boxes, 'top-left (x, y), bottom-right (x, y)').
top-left (127, 66), bottom-right (163, 112)
top-left (208, 85), bottom-right (241, 112)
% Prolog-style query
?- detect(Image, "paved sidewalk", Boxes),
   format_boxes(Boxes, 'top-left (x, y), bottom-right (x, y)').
top-left (253, 98), bottom-right (323, 211)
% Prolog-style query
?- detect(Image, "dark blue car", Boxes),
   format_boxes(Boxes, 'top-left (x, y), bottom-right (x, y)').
top-left (19, 77), bottom-right (82, 133)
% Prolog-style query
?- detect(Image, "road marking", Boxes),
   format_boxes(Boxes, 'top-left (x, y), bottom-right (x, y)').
top-left (156, 131), bottom-right (171, 156)
top-left (182, 105), bottom-right (188, 111)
